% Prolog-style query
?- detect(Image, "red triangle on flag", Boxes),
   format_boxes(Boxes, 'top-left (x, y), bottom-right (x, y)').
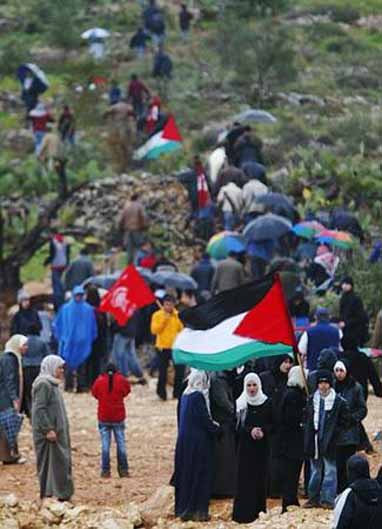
top-left (233, 275), bottom-right (296, 346)
top-left (161, 115), bottom-right (183, 142)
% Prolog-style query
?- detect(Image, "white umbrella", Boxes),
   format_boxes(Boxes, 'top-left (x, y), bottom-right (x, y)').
top-left (232, 109), bottom-right (277, 124)
top-left (81, 28), bottom-right (111, 40)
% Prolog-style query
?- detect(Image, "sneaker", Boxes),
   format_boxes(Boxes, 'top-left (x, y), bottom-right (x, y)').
top-left (303, 500), bottom-right (320, 509)
top-left (100, 471), bottom-right (111, 478)
top-left (137, 378), bottom-right (147, 385)
top-left (119, 470), bottom-right (130, 478)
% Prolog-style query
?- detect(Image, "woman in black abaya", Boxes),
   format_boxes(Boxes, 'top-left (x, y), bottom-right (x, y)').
top-left (233, 372), bottom-right (273, 523)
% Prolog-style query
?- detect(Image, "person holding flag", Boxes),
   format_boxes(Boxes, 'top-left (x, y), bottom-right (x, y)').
top-left (150, 295), bottom-right (184, 401)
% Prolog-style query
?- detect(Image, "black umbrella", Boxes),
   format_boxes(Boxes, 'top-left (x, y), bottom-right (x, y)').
top-left (330, 209), bottom-right (363, 240)
top-left (243, 213), bottom-right (292, 242)
top-left (256, 193), bottom-right (297, 221)
top-left (83, 267), bottom-right (153, 290)
top-left (152, 271), bottom-right (197, 290)
top-left (17, 63), bottom-right (49, 94)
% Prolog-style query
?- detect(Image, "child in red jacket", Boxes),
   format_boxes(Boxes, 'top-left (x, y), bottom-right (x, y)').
top-left (92, 363), bottom-right (131, 478)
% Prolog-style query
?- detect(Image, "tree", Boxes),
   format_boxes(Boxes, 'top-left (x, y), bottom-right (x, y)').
top-left (218, 18), bottom-right (297, 100)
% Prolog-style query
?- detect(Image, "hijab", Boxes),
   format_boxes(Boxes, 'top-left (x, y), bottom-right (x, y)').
top-left (347, 454), bottom-right (370, 483)
top-left (32, 354), bottom-right (65, 389)
top-left (183, 369), bottom-right (211, 413)
top-left (4, 334), bottom-right (28, 402)
top-left (236, 372), bottom-right (268, 412)
top-left (287, 365), bottom-right (307, 390)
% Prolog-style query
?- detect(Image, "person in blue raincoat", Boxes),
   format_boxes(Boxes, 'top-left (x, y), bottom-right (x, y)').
top-left (54, 286), bottom-right (97, 392)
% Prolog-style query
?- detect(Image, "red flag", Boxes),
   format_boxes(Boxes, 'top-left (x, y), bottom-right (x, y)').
top-left (233, 274), bottom-right (297, 348)
top-left (100, 265), bottom-right (155, 326)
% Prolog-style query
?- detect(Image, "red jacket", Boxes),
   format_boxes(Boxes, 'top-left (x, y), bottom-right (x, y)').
top-left (92, 372), bottom-right (131, 422)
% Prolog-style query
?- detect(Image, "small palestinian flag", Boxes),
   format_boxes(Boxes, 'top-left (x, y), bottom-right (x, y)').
top-left (173, 274), bottom-right (296, 371)
top-left (134, 115), bottom-right (182, 160)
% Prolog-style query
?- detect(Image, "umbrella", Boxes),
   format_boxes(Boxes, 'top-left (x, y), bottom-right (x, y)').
top-left (81, 28), bottom-right (111, 39)
top-left (243, 213), bottom-right (292, 242)
top-left (330, 209), bottom-right (363, 240)
top-left (152, 271), bottom-right (197, 291)
top-left (83, 267), bottom-right (153, 290)
top-left (17, 63), bottom-right (49, 94)
top-left (293, 221), bottom-right (325, 240)
top-left (316, 229), bottom-right (355, 249)
top-left (207, 231), bottom-right (245, 260)
top-left (232, 109), bottom-right (277, 124)
top-left (256, 193), bottom-right (297, 221)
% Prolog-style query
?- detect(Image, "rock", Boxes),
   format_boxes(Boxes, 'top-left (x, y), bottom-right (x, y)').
top-left (1, 494), bottom-right (19, 507)
top-left (140, 486), bottom-right (174, 527)
top-left (357, 15), bottom-right (382, 30)
top-left (30, 47), bottom-right (79, 65)
top-left (277, 92), bottom-right (326, 107)
top-left (46, 502), bottom-right (66, 519)
top-left (0, 520), bottom-right (19, 529)
top-left (125, 503), bottom-right (142, 527)
top-left (5, 129), bottom-right (34, 154)
top-left (40, 508), bottom-right (60, 525)
top-left (99, 518), bottom-right (133, 529)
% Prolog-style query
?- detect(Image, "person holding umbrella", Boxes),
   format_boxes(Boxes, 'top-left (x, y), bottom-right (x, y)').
top-left (17, 63), bottom-right (50, 113)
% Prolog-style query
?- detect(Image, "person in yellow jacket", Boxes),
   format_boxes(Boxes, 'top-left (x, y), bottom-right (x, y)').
top-left (151, 295), bottom-right (184, 401)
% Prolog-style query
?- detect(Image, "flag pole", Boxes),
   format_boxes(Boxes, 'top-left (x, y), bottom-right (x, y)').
top-left (274, 273), bottom-right (309, 396)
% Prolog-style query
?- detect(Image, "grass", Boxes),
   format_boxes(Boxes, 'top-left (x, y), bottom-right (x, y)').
top-left (297, 0), bottom-right (382, 16)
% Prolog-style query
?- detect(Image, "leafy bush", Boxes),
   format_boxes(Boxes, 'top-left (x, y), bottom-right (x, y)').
top-left (327, 113), bottom-right (381, 156)
top-left (329, 5), bottom-right (360, 24)
top-left (0, 38), bottom-right (31, 75)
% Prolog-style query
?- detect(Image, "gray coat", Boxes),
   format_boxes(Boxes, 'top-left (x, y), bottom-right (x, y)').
top-left (32, 379), bottom-right (74, 499)
top-left (211, 257), bottom-right (246, 294)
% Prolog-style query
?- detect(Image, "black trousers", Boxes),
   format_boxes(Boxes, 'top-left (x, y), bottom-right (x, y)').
top-left (156, 348), bottom-right (185, 400)
top-left (279, 457), bottom-right (303, 512)
top-left (336, 444), bottom-right (356, 493)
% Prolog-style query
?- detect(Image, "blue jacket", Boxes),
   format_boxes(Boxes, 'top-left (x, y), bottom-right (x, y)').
top-left (306, 322), bottom-right (340, 371)
top-left (23, 335), bottom-right (48, 368)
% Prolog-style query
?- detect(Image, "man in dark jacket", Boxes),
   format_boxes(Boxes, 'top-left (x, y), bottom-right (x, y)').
top-left (308, 348), bottom-right (338, 393)
top-left (304, 370), bottom-right (349, 509)
top-left (339, 276), bottom-right (369, 346)
top-left (211, 251), bottom-right (246, 294)
top-left (190, 254), bottom-right (215, 294)
top-left (23, 324), bottom-right (49, 418)
top-left (179, 4), bottom-right (193, 39)
top-left (10, 292), bottom-right (42, 336)
top-left (298, 307), bottom-right (341, 371)
top-left (333, 455), bottom-right (382, 529)
top-left (334, 360), bottom-right (367, 492)
top-left (260, 354), bottom-right (294, 498)
top-left (153, 47), bottom-right (173, 79)
top-left (111, 313), bottom-right (146, 384)
top-left (64, 248), bottom-right (94, 292)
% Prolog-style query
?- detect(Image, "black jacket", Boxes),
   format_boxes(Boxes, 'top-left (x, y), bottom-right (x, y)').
top-left (341, 349), bottom-right (382, 400)
top-left (10, 307), bottom-right (42, 336)
top-left (335, 376), bottom-right (367, 446)
top-left (335, 479), bottom-right (382, 529)
top-left (304, 393), bottom-right (349, 459)
top-left (0, 352), bottom-right (20, 411)
top-left (275, 386), bottom-right (306, 460)
top-left (340, 290), bottom-right (369, 345)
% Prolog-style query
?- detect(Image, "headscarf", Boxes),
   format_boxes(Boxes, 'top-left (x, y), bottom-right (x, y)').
top-left (236, 372), bottom-right (268, 412)
top-left (347, 454), bottom-right (370, 483)
top-left (183, 369), bottom-right (210, 414)
top-left (4, 334), bottom-right (28, 403)
top-left (32, 354), bottom-right (65, 389)
top-left (287, 365), bottom-right (307, 390)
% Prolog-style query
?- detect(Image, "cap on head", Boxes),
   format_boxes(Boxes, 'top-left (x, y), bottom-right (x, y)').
top-left (316, 369), bottom-right (333, 386)
top-left (315, 306), bottom-right (329, 321)
top-left (72, 285), bottom-right (85, 296)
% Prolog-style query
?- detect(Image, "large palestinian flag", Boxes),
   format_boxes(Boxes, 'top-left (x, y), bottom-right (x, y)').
top-left (134, 115), bottom-right (182, 161)
top-left (173, 274), bottom-right (296, 371)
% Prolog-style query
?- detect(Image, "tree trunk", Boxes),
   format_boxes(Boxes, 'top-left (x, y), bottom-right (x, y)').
top-left (0, 183), bottom-right (86, 301)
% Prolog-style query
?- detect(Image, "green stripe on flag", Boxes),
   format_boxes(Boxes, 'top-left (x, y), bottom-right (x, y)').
top-left (173, 341), bottom-right (293, 371)
top-left (145, 141), bottom-right (182, 160)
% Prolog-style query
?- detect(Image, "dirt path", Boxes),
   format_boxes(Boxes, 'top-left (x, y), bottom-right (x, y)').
top-left (1, 379), bottom-right (382, 512)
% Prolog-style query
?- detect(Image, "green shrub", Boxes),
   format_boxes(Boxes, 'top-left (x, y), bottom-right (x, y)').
top-left (0, 38), bottom-right (31, 75)
top-left (330, 5), bottom-right (360, 24)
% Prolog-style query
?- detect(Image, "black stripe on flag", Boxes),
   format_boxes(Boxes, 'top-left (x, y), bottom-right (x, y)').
top-left (180, 275), bottom-right (274, 330)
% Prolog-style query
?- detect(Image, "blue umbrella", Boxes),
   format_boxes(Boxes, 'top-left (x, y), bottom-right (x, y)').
top-left (243, 213), bottom-right (292, 242)
top-left (17, 63), bottom-right (49, 94)
top-left (256, 192), bottom-right (297, 221)
top-left (152, 271), bottom-right (197, 290)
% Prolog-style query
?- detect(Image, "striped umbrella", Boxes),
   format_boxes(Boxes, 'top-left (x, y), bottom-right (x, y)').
top-left (293, 221), bottom-right (325, 240)
top-left (207, 231), bottom-right (245, 260)
top-left (316, 229), bottom-right (355, 249)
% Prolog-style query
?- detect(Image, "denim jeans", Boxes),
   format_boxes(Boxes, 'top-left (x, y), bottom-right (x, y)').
top-left (308, 456), bottom-right (337, 506)
top-left (98, 422), bottom-right (128, 474)
top-left (51, 268), bottom-right (65, 310)
top-left (33, 131), bottom-right (46, 155)
top-left (223, 211), bottom-right (238, 231)
top-left (112, 334), bottom-right (143, 378)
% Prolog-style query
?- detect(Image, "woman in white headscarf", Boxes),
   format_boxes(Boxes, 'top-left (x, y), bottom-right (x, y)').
top-left (32, 355), bottom-right (74, 500)
top-left (276, 365), bottom-right (308, 512)
top-left (233, 372), bottom-right (272, 523)
top-left (0, 335), bottom-right (28, 464)
top-left (174, 369), bottom-right (219, 522)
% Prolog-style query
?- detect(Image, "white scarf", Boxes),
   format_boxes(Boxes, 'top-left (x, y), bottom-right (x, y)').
top-left (183, 369), bottom-right (211, 415)
top-left (5, 334), bottom-right (28, 404)
top-left (236, 372), bottom-right (268, 412)
top-left (32, 355), bottom-right (65, 390)
top-left (313, 387), bottom-right (336, 458)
